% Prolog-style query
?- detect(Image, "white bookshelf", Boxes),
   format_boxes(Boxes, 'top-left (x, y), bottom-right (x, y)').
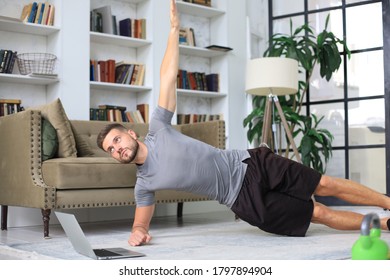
top-left (88, 0), bottom-right (153, 114)
top-left (0, 0), bottom-right (62, 108)
top-left (0, 0), bottom-right (248, 148)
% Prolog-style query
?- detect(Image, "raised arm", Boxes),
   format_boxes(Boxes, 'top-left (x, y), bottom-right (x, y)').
top-left (158, 0), bottom-right (180, 113)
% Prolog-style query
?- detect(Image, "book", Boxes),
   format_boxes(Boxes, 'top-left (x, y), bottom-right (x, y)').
top-left (119, 18), bottom-right (146, 38)
top-left (0, 50), bottom-right (16, 74)
top-left (93, 6), bottom-right (114, 34)
top-left (119, 18), bottom-right (131, 37)
top-left (29, 72), bottom-right (58, 79)
top-left (27, 2), bottom-right (38, 23)
top-left (183, 0), bottom-right (212, 7)
top-left (98, 104), bottom-right (127, 111)
top-left (0, 50), bottom-right (8, 73)
top-left (0, 99), bottom-right (21, 104)
top-left (205, 45), bottom-right (233, 52)
top-left (124, 64), bottom-right (135, 84)
top-left (90, 10), bottom-right (103, 32)
top-left (177, 113), bottom-right (223, 124)
top-left (0, 99), bottom-right (23, 117)
top-left (135, 64), bottom-right (145, 86)
top-left (137, 103), bottom-right (149, 123)
top-left (115, 64), bottom-right (130, 83)
top-left (46, 4), bottom-right (55, 26)
top-left (98, 60), bottom-right (107, 82)
top-left (34, 2), bottom-right (43, 24)
top-left (106, 59), bottom-right (116, 83)
top-left (41, 2), bottom-right (50, 25)
top-left (92, 104), bottom-right (128, 122)
top-left (140, 19), bottom-right (147, 39)
top-left (90, 105), bottom-right (148, 123)
top-left (112, 15), bottom-right (117, 35)
top-left (179, 27), bottom-right (196, 46)
top-left (206, 73), bottom-right (219, 92)
top-left (114, 62), bottom-right (142, 85)
top-left (20, 3), bottom-right (33, 22)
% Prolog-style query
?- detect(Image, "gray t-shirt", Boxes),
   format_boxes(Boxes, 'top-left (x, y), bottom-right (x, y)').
top-left (134, 106), bottom-right (250, 208)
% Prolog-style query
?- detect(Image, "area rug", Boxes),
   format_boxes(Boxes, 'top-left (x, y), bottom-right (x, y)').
top-left (4, 212), bottom-right (390, 260)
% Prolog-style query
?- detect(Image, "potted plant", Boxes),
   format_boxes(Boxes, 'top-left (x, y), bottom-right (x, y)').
top-left (244, 15), bottom-right (350, 174)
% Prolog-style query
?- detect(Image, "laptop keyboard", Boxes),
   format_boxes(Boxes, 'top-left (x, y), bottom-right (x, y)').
top-left (93, 249), bottom-right (121, 257)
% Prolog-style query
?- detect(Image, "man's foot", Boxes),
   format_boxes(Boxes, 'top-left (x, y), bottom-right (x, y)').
top-left (387, 218), bottom-right (390, 230)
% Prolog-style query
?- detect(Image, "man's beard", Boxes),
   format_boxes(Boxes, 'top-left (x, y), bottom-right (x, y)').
top-left (119, 140), bottom-right (139, 163)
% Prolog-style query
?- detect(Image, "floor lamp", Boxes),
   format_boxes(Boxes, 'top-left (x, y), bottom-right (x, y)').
top-left (245, 57), bottom-right (302, 162)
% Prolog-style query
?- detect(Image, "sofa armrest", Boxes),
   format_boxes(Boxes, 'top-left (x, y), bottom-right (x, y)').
top-left (0, 110), bottom-right (54, 209)
top-left (179, 120), bottom-right (226, 149)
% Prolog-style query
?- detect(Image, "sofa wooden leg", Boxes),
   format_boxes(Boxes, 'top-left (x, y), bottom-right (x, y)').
top-left (41, 209), bottom-right (51, 238)
top-left (177, 202), bottom-right (183, 218)
top-left (1, 205), bottom-right (8, 231)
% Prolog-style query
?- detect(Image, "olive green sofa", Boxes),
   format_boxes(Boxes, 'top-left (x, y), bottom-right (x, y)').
top-left (0, 99), bottom-right (226, 238)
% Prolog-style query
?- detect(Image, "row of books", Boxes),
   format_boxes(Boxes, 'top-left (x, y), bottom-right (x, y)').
top-left (0, 50), bottom-right (17, 74)
top-left (89, 60), bottom-right (145, 86)
top-left (183, 0), bottom-right (212, 7)
top-left (177, 70), bottom-right (220, 92)
top-left (20, 2), bottom-right (55, 26)
top-left (0, 99), bottom-right (24, 117)
top-left (90, 5), bottom-right (146, 39)
top-left (90, 104), bottom-right (149, 123)
top-left (177, 113), bottom-right (223, 124)
top-left (115, 62), bottom-right (145, 86)
top-left (119, 18), bottom-right (147, 40)
top-left (179, 27), bottom-right (196, 46)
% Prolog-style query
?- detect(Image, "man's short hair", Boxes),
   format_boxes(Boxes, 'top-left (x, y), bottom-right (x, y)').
top-left (97, 123), bottom-right (128, 151)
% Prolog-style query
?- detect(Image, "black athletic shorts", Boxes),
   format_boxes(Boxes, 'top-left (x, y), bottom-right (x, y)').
top-left (231, 147), bottom-right (321, 237)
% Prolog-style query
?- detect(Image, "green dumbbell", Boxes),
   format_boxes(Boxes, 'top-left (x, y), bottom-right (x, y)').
top-left (352, 213), bottom-right (389, 260)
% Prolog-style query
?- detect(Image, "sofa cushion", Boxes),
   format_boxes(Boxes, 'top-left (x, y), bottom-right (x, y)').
top-left (70, 120), bottom-right (150, 157)
top-left (29, 98), bottom-right (77, 158)
top-left (42, 157), bottom-right (137, 189)
top-left (71, 123), bottom-right (95, 157)
top-left (42, 118), bottom-right (58, 161)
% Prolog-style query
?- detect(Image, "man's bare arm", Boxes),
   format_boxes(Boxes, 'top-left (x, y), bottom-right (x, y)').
top-left (158, 0), bottom-right (180, 113)
top-left (128, 204), bottom-right (155, 246)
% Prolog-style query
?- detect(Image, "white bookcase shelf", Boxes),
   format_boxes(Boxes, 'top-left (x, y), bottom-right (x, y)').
top-left (177, 88), bottom-right (227, 98)
top-left (0, 17), bottom-right (60, 36)
top-left (179, 45), bottom-right (227, 58)
top-left (176, 2), bottom-right (225, 18)
top-left (90, 32), bottom-right (152, 48)
top-left (0, 73), bottom-right (59, 85)
top-left (90, 81), bottom-right (152, 92)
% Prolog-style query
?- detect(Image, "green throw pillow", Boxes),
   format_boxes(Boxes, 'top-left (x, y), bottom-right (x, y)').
top-left (42, 118), bottom-right (58, 161)
top-left (29, 98), bottom-right (77, 158)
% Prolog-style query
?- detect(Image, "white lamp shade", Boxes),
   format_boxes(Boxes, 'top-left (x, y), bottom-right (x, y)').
top-left (245, 57), bottom-right (298, 96)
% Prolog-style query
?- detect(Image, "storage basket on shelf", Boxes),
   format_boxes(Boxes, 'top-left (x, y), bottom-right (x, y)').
top-left (17, 53), bottom-right (57, 75)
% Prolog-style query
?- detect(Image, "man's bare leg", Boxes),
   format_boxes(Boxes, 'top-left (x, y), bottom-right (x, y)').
top-left (312, 175), bottom-right (390, 230)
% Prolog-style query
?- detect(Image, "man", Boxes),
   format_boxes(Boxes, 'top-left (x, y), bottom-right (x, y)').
top-left (97, 0), bottom-right (390, 247)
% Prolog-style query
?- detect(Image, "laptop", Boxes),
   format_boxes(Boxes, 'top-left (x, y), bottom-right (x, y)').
top-left (55, 211), bottom-right (145, 260)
